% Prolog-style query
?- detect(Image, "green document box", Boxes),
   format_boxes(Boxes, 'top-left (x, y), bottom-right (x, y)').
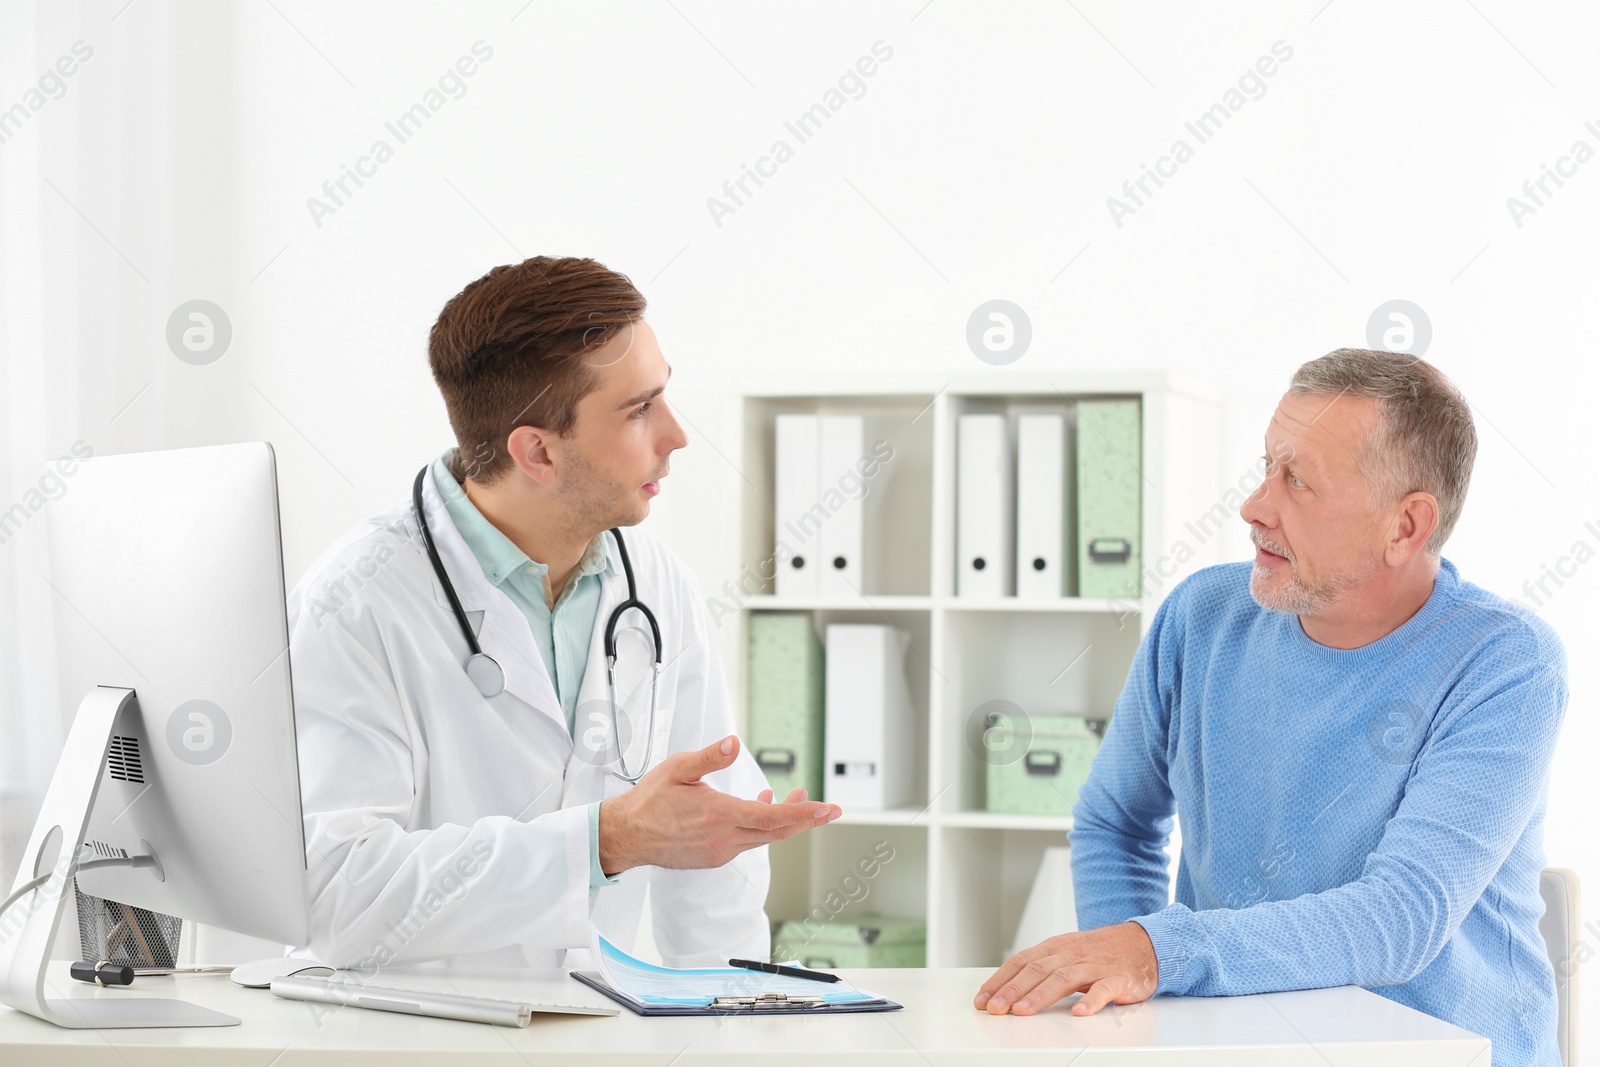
top-left (984, 714), bottom-right (1105, 816)
top-left (773, 915), bottom-right (927, 969)
top-left (746, 613), bottom-right (824, 802)
top-left (1076, 398), bottom-right (1142, 598)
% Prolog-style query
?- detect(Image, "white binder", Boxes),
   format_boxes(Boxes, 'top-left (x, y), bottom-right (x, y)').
top-left (823, 623), bottom-right (912, 811)
top-left (816, 415), bottom-right (865, 599)
top-left (774, 415), bottom-right (821, 598)
top-left (956, 414), bottom-right (1013, 598)
top-left (1015, 414), bottom-right (1066, 599)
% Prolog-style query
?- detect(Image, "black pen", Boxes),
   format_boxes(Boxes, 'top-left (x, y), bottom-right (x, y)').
top-left (729, 958), bottom-right (841, 984)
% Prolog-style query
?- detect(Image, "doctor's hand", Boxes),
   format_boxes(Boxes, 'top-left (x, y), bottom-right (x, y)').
top-left (597, 735), bottom-right (841, 876)
top-left (973, 922), bottom-right (1159, 1017)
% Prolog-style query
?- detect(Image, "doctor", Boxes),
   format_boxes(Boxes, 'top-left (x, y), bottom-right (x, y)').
top-left (287, 255), bottom-right (841, 973)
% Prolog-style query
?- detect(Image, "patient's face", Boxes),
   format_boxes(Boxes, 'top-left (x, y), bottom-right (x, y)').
top-left (1240, 391), bottom-right (1387, 615)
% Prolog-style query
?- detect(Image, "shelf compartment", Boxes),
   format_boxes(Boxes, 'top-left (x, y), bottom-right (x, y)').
top-left (937, 610), bottom-right (1138, 816)
top-left (937, 827), bottom-right (1074, 968)
top-left (834, 806), bottom-right (933, 826)
top-left (746, 595), bottom-right (934, 612)
top-left (940, 811), bottom-right (1074, 832)
top-left (735, 394), bottom-right (937, 599)
top-left (938, 597), bottom-right (1127, 614)
top-left (767, 823), bottom-right (930, 954)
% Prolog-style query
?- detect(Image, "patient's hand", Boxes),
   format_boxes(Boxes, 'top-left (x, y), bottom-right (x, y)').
top-left (974, 922), bottom-right (1158, 1016)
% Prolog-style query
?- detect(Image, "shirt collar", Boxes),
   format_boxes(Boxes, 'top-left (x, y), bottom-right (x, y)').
top-left (432, 449), bottom-right (620, 586)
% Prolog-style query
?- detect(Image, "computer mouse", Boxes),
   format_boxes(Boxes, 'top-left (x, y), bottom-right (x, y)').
top-left (230, 956), bottom-right (335, 988)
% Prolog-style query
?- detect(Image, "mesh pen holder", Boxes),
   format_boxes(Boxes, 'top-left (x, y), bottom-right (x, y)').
top-left (74, 880), bottom-right (181, 969)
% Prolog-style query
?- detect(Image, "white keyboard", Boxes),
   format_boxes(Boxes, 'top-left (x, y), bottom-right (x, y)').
top-left (270, 973), bottom-right (621, 1027)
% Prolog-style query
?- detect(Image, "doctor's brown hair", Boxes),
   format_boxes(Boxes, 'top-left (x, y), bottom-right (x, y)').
top-left (428, 256), bottom-right (647, 484)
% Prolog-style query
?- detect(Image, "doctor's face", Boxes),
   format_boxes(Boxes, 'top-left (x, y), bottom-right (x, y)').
top-left (556, 319), bottom-right (687, 530)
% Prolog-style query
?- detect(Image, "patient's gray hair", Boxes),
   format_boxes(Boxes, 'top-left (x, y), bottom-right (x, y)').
top-left (1290, 349), bottom-right (1477, 556)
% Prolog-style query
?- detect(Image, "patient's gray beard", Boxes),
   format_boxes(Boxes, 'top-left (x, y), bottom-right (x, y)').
top-left (1250, 563), bottom-right (1337, 615)
top-left (1249, 545), bottom-right (1373, 616)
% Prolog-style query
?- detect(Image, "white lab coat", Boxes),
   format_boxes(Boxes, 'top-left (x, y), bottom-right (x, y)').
top-left (284, 471), bottom-right (771, 972)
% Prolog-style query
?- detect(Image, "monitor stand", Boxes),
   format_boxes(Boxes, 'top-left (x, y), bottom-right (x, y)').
top-left (0, 686), bottom-right (238, 1028)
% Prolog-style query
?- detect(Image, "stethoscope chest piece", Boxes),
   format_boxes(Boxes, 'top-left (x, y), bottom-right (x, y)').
top-left (415, 467), bottom-right (508, 701)
top-left (412, 464), bottom-right (662, 777)
top-left (464, 652), bottom-right (505, 698)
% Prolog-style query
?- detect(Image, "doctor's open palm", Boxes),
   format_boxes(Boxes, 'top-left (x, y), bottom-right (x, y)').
top-left (596, 735), bottom-right (841, 875)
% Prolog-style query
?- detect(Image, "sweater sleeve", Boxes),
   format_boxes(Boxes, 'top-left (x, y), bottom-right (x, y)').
top-left (1134, 630), bottom-right (1567, 995)
top-left (1069, 587), bottom-right (1182, 931)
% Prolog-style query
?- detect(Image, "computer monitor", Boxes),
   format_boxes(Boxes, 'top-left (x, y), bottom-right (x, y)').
top-left (0, 442), bottom-right (308, 1028)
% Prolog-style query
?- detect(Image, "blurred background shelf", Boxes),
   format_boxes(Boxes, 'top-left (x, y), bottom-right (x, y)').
top-left (832, 807), bottom-right (931, 827)
top-left (940, 597), bottom-right (1126, 613)
top-left (747, 596), bottom-right (1130, 614)
top-left (723, 371), bottom-right (1223, 968)
top-left (940, 811), bottom-right (1075, 832)
top-left (746, 595), bottom-right (934, 612)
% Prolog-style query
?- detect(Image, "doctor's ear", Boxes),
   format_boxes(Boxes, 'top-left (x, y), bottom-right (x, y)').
top-left (503, 425), bottom-right (560, 487)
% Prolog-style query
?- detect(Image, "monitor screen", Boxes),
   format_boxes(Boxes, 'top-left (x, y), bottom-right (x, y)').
top-left (46, 442), bottom-right (307, 947)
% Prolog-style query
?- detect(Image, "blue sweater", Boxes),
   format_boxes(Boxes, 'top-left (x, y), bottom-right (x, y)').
top-left (1072, 559), bottom-right (1567, 1067)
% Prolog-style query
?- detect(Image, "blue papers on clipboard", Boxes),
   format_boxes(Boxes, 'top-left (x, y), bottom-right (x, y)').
top-left (570, 934), bottom-right (902, 1016)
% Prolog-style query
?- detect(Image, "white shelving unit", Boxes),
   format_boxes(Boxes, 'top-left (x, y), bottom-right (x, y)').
top-left (720, 370), bottom-right (1223, 968)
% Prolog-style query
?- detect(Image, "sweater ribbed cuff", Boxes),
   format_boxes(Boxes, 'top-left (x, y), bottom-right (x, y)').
top-left (1132, 904), bottom-right (1198, 995)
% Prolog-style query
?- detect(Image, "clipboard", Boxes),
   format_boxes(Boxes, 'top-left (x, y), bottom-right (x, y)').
top-left (569, 971), bottom-right (903, 1016)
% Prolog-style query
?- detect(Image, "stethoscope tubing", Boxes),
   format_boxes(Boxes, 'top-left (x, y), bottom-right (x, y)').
top-left (412, 465), bottom-right (662, 781)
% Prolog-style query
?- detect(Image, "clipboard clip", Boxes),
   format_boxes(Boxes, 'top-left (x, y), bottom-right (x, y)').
top-left (711, 993), bottom-right (826, 1010)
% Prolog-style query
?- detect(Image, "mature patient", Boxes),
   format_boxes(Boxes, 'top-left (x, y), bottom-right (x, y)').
top-left (977, 349), bottom-right (1567, 1067)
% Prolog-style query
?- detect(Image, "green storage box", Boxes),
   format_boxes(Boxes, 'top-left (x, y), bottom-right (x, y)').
top-left (984, 713), bottom-right (1105, 816)
top-left (1076, 398), bottom-right (1142, 598)
top-left (746, 613), bottom-right (825, 802)
top-left (772, 915), bottom-right (926, 969)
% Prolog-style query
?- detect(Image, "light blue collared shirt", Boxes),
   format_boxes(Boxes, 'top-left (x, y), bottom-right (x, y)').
top-left (431, 452), bottom-right (619, 888)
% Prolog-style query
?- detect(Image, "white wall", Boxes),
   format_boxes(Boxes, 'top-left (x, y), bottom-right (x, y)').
top-left (2, 0), bottom-right (1596, 1050)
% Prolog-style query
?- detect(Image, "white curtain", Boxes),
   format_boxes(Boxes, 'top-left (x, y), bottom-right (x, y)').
top-left (0, 0), bottom-right (181, 890)
top-left (2, 2), bottom-right (283, 964)
top-left (1, 0), bottom-right (73, 885)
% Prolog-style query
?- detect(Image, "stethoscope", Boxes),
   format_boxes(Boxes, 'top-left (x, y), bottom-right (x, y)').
top-left (411, 468), bottom-right (664, 783)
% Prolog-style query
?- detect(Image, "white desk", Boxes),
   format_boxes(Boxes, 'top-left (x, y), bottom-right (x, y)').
top-left (0, 962), bottom-right (1489, 1065)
